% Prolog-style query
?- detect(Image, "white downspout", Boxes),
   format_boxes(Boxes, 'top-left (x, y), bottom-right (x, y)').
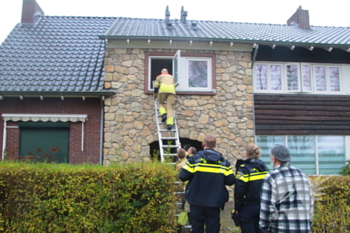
top-left (99, 96), bottom-right (104, 165)
top-left (2, 120), bottom-right (7, 161)
top-left (81, 122), bottom-right (84, 152)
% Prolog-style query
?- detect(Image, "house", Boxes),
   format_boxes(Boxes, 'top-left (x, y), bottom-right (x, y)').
top-left (99, 6), bottom-right (350, 174)
top-left (1, 1), bottom-right (349, 174)
top-left (0, 0), bottom-right (116, 164)
top-left (252, 7), bottom-right (350, 175)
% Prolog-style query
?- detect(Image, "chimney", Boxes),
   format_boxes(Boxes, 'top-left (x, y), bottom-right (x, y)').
top-left (165, 5), bottom-right (170, 23)
top-left (21, 0), bottom-right (44, 24)
top-left (180, 6), bottom-right (188, 24)
top-left (287, 6), bottom-right (310, 29)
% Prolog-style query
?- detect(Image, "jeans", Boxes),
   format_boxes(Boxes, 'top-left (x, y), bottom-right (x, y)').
top-left (238, 205), bottom-right (262, 233)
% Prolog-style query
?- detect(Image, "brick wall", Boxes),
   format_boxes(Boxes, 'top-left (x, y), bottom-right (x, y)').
top-left (0, 97), bottom-right (102, 164)
top-left (287, 6), bottom-right (310, 29)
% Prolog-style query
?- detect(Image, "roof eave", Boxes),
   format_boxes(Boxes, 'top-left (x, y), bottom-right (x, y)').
top-left (0, 90), bottom-right (117, 98)
top-left (99, 35), bottom-right (350, 49)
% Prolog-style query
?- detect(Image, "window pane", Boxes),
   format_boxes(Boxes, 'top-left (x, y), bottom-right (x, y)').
top-left (318, 136), bottom-right (345, 174)
top-left (315, 66), bottom-right (326, 91)
top-left (329, 67), bottom-right (340, 91)
top-left (302, 65), bottom-right (312, 91)
top-left (287, 65), bottom-right (299, 90)
top-left (188, 60), bottom-right (208, 88)
top-left (287, 136), bottom-right (316, 175)
top-left (271, 65), bottom-right (282, 90)
top-left (255, 65), bottom-right (267, 90)
top-left (256, 136), bottom-right (285, 170)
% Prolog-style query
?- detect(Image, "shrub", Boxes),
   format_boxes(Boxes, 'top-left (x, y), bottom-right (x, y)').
top-left (311, 176), bottom-right (350, 232)
top-left (339, 160), bottom-right (350, 175)
top-left (0, 161), bottom-right (178, 232)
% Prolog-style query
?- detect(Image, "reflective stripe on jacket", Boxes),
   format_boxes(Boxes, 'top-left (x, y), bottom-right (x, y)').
top-left (179, 149), bottom-right (235, 208)
top-left (234, 158), bottom-right (269, 211)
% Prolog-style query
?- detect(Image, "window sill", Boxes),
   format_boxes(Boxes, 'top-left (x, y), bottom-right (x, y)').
top-left (254, 91), bottom-right (343, 95)
top-left (145, 90), bottom-right (216, 96)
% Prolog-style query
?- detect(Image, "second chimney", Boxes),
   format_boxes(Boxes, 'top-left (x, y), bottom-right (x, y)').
top-left (287, 6), bottom-right (310, 29)
top-left (180, 6), bottom-right (187, 24)
top-left (21, 0), bottom-right (44, 24)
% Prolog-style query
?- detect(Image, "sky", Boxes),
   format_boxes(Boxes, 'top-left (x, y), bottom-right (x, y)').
top-left (0, 0), bottom-right (350, 45)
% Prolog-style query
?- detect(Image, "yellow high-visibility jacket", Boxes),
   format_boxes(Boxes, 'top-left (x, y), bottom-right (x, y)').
top-left (154, 73), bottom-right (176, 95)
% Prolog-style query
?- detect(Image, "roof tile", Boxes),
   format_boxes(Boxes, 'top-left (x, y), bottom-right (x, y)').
top-left (104, 17), bottom-right (350, 46)
top-left (0, 16), bottom-right (116, 94)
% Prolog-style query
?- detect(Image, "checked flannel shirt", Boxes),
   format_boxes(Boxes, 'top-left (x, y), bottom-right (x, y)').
top-left (259, 163), bottom-right (314, 233)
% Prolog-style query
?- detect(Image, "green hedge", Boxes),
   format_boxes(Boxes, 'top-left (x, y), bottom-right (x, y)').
top-left (311, 175), bottom-right (350, 232)
top-left (0, 162), bottom-right (178, 233)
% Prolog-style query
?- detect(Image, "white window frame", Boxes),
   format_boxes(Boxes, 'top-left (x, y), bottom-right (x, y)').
top-left (178, 57), bottom-right (212, 92)
top-left (301, 63), bottom-right (313, 92)
top-left (254, 62), bottom-right (344, 94)
top-left (148, 51), bottom-right (213, 93)
top-left (313, 65), bottom-right (342, 93)
top-left (285, 63), bottom-right (301, 92)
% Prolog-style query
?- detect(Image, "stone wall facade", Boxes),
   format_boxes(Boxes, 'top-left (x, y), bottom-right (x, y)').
top-left (103, 48), bottom-right (254, 165)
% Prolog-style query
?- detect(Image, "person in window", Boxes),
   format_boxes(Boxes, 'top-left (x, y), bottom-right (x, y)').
top-left (154, 68), bottom-right (176, 130)
top-left (259, 144), bottom-right (314, 233)
top-left (179, 134), bottom-right (235, 233)
top-left (234, 144), bottom-right (269, 233)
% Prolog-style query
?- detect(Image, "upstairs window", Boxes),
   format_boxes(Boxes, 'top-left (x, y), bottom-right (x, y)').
top-left (254, 62), bottom-right (342, 94)
top-left (145, 51), bottom-right (215, 94)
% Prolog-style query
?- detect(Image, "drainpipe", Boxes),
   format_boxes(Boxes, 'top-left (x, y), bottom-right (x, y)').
top-left (2, 120), bottom-right (7, 161)
top-left (251, 44), bottom-right (259, 69)
top-left (99, 96), bottom-right (104, 165)
top-left (251, 44), bottom-right (259, 142)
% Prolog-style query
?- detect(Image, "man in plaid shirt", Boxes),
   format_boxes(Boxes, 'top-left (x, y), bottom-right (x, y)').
top-left (259, 144), bottom-right (314, 233)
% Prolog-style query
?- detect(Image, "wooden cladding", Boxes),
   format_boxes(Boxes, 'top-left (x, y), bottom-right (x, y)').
top-left (254, 94), bottom-right (350, 135)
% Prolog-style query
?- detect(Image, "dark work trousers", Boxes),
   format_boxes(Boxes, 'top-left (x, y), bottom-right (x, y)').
top-left (190, 204), bottom-right (220, 233)
top-left (238, 205), bottom-right (262, 233)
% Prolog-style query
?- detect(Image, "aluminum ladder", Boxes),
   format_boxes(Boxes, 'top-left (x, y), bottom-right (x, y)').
top-left (154, 99), bottom-right (180, 163)
top-left (154, 99), bottom-right (191, 231)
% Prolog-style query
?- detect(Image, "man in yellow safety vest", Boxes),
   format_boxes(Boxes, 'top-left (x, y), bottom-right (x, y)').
top-left (154, 68), bottom-right (176, 130)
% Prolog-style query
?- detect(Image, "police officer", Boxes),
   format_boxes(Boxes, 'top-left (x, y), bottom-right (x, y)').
top-left (179, 134), bottom-right (235, 233)
top-left (154, 68), bottom-right (176, 130)
top-left (234, 144), bottom-right (269, 233)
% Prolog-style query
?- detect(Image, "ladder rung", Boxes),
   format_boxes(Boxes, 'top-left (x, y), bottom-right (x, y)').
top-left (163, 153), bottom-right (177, 156)
top-left (161, 137), bottom-right (177, 140)
top-left (160, 129), bottom-right (176, 132)
top-left (162, 145), bottom-right (178, 148)
top-left (182, 226), bottom-right (192, 229)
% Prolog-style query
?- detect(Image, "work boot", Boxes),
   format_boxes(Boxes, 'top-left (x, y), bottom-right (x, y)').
top-left (162, 114), bottom-right (167, 122)
top-left (167, 125), bottom-right (173, 130)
